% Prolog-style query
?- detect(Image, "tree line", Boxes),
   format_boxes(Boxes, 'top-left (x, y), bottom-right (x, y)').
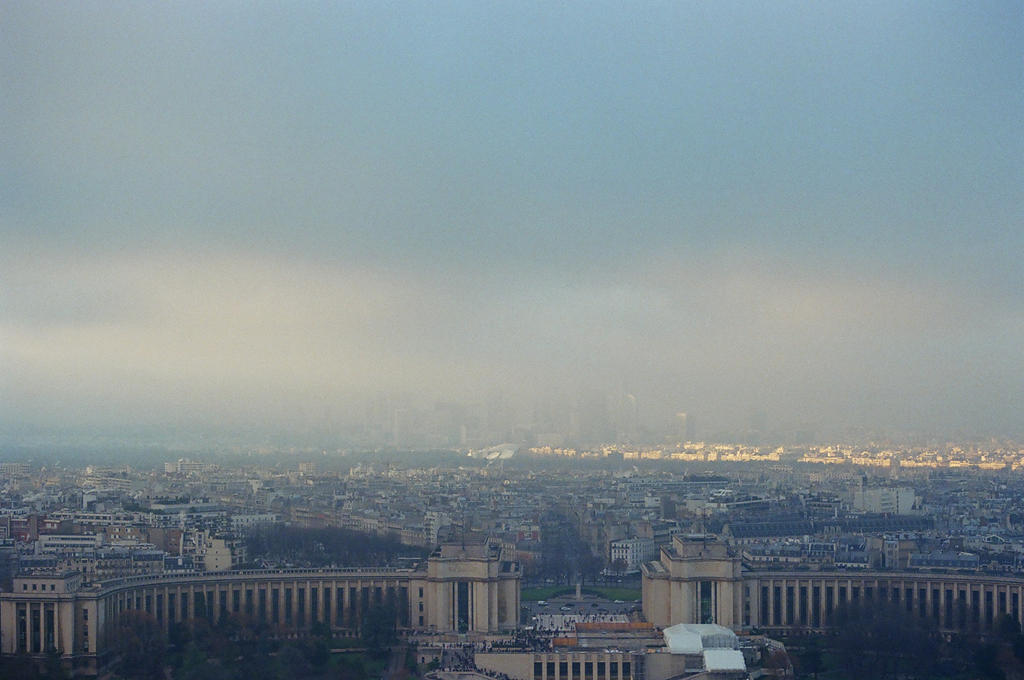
top-left (789, 600), bottom-right (1024, 680)
top-left (535, 511), bottom-right (603, 584)
top-left (244, 525), bottom-right (427, 568)
top-left (104, 603), bottom-right (399, 680)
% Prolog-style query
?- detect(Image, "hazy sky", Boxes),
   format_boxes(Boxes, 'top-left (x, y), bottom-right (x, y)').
top-left (2, 2), bottom-right (1022, 440)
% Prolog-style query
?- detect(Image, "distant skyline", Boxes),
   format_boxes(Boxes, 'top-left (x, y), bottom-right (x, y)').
top-left (2, 2), bottom-right (1022, 443)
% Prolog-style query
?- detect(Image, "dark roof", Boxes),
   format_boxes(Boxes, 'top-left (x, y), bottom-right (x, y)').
top-left (727, 521), bottom-right (814, 538)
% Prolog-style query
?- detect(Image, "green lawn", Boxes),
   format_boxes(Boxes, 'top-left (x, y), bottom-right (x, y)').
top-left (521, 586), bottom-right (575, 601)
top-left (521, 586), bottom-right (641, 601)
top-left (583, 586), bottom-right (642, 601)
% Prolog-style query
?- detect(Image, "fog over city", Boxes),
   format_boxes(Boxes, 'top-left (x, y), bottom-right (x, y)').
top-left (2, 2), bottom-right (1022, 443)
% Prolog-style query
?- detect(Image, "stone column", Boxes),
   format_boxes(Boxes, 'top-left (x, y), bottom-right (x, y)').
top-left (819, 579), bottom-right (827, 629)
top-left (785, 580), bottom-right (793, 626)
top-left (489, 579), bottom-right (499, 632)
top-left (924, 580), bottom-right (932, 619)
top-left (715, 580), bottom-right (725, 627)
top-left (451, 581), bottom-right (458, 632)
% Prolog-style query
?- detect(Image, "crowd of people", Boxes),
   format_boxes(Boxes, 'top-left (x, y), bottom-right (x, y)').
top-left (425, 644), bottom-right (514, 680)
top-left (482, 629), bottom-right (550, 652)
top-left (440, 644), bottom-right (475, 671)
top-left (533, 613), bottom-right (629, 632)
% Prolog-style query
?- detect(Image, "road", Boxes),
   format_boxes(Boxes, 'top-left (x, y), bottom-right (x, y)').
top-left (382, 643), bottom-right (406, 680)
top-left (522, 593), bottom-right (641, 622)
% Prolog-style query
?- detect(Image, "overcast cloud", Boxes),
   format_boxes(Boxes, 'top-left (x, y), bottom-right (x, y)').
top-left (2, 2), bottom-right (1022, 440)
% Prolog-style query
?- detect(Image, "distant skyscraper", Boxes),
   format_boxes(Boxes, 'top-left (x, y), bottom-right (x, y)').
top-left (614, 392), bottom-right (639, 442)
top-left (577, 390), bottom-right (613, 443)
top-left (392, 408), bottom-right (410, 447)
top-left (364, 394), bottom-right (392, 443)
top-left (485, 390), bottom-right (513, 443)
top-left (676, 412), bottom-right (695, 442)
top-left (624, 393), bottom-right (639, 439)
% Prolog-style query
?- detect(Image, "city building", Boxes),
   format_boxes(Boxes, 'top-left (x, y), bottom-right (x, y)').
top-left (0, 540), bottom-right (520, 674)
top-left (610, 538), bottom-right (658, 574)
top-left (642, 535), bottom-right (1024, 636)
top-left (852, 485), bottom-right (917, 514)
